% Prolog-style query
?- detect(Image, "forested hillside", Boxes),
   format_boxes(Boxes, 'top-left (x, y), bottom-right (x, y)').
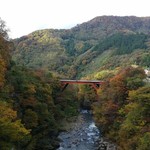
top-left (0, 18), bottom-right (79, 150)
top-left (12, 16), bottom-right (150, 78)
top-left (1, 16), bottom-right (150, 150)
top-left (92, 66), bottom-right (150, 150)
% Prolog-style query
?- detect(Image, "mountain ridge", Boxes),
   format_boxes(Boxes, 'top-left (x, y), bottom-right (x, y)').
top-left (12, 16), bottom-right (150, 78)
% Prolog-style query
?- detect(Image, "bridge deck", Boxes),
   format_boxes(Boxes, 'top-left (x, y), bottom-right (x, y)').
top-left (60, 80), bottom-right (104, 84)
top-left (60, 79), bottom-right (104, 91)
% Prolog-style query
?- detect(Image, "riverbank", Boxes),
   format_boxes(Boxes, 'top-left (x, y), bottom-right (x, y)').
top-left (57, 110), bottom-right (99, 150)
top-left (57, 110), bottom-right (117, 150)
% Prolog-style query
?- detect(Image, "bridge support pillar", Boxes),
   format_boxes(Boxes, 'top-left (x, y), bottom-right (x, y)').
top-left (61, 83), bottom-right (69, 92)
top-left (91, 83), bottom-right (100, 91)
top-left (60, 80), bottom-right (104, 94)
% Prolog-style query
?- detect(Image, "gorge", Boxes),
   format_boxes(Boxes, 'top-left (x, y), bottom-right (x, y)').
top-left (0, 16), bottom-right (149, 150)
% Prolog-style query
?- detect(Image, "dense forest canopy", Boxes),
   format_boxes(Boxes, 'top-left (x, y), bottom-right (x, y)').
top-left (0, 16), bottom-right (150, 150)
top-left (93, 67), bottom-right (150, 150)
top-left (0, 18), bottom-right (79, 150)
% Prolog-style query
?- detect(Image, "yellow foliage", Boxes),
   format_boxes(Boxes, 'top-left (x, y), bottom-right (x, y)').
top-left (0, 101), bottom-right (16, 121)
top-left (0, 101), bottom-right (30, 144)
top-left (27, 84), bottom-right (36, 94)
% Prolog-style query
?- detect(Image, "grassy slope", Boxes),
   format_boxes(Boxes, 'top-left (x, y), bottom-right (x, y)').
top-left (79, 49), bottom-right (150, 79)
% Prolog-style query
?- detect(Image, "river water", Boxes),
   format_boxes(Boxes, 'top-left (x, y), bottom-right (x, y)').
top-left (57, 110), bottom-right (99, 150)
top-left (57, 110), bottom-right (116, 150)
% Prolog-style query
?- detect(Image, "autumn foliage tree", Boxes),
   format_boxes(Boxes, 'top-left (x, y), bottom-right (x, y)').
top-left (0, 18), bottom-right (31, 150)
top-left (118, 86), bottom-right (150, 150)
top-left (93, 66), bottom-right (147, 148)
top-left (0, 18), bottom-right (10, 89)
top-left (0, 102), bottom-right (30, 150)
top-left (0, 18), bottom-right (79, 150)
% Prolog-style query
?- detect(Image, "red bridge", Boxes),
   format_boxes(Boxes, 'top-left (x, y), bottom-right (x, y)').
top-left (60, 80), bottom-right (104, 91)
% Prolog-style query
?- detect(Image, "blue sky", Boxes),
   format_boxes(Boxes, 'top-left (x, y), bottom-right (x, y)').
top-left (0, 0), bottom-right (150, 38)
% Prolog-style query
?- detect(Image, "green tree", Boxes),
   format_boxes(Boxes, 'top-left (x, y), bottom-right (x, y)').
top-left (0, 101), bottom-right (30, 150)
top-left (118, 86), bottom-right (150, 150)
top-left (93, 67), bottom-right (147, 145)
top-left (0, 17), bottom-right (9, 39)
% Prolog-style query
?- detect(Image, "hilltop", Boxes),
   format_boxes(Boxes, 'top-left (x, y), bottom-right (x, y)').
top-left (12, 16), bottom-right (150, 78)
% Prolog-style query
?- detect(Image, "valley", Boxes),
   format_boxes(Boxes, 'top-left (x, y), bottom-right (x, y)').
top-left (0, 16), bottom-right (150, 150)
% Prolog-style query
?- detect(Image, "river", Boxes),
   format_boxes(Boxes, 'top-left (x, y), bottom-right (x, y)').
top-left (57, 110), bottom-right (117, 150)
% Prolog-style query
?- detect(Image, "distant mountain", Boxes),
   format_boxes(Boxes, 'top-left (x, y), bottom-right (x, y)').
top-left (12, 16), bottom-right (150, 78)
top-left (72, 16), bottom-right (150, 39)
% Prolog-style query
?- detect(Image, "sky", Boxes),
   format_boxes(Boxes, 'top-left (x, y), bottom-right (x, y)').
top-left (0, 0), bottom-right (150, 38)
